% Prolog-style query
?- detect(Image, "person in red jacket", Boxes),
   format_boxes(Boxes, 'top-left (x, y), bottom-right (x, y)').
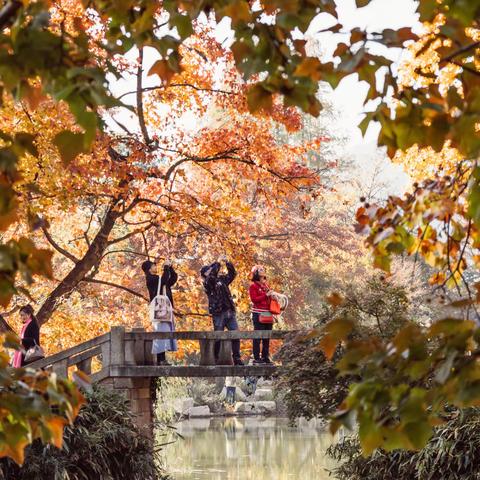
top-left (249, 265), bottom-right (273, 364)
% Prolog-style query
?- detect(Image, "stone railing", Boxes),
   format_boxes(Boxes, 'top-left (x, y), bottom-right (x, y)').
top-left (28, 332), bottom-right (111, 381)
top-left (29, 327), bottom-right (295, 380)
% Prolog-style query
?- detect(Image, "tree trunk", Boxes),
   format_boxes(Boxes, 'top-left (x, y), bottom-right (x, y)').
top-left (0, 314), bottom-right (14, 333)
top-left (36, 199), bottom-right (121, 325)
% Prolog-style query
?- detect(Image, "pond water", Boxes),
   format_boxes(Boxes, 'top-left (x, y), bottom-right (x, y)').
top-left (161, 416), bottom-right (338, 480)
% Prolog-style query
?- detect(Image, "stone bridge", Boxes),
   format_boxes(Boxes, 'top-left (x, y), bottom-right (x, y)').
top-left (29, 327), bottom-right (293, 434)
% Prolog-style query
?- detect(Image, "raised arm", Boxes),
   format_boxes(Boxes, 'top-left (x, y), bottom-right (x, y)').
top-left (224, 261), bottom-right (236, 285)
top-left (201, 262), bottom-right (220, 292)
top-left (162, 265), bottom-right (178, 287)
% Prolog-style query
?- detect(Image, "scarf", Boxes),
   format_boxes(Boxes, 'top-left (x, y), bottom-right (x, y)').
top-left (12, 319), bottom-right (32, 368)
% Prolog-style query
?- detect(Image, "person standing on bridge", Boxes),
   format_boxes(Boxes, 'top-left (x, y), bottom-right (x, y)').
top-left (249, 265), bottom-right (274, 365)
top-left (200, 255), bottom-right (244, 366)
top-left (142, 259), bottom-right (178, 366)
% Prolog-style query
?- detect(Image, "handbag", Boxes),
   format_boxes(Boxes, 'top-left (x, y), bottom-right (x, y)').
top-left (269, 298), bottom-right (281, 315)
top-left (259, 312), bottom-right (274, 324)
top-left (150, 282), bottom-right (173, 324)
top-left (24, 342), bottom-right (45, 362)
top-left (269, 292), bottom-right (289, 315)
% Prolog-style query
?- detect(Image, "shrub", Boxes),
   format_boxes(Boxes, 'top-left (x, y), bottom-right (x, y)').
top-left (0, 386), bottom-right (167, 480)
top-left (328, 408), bottom-right (480, 480)
top-left (275, 276), bottom-right (412, 420)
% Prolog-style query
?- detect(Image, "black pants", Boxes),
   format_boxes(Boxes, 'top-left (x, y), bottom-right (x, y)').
top-left (252, 313), bottom-right (273, 360)
top-left (157, 352), bottom-right (166, 363)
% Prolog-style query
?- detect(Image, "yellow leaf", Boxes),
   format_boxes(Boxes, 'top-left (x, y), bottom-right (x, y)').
top-left (44, 417), bottom-right (67, 449)
top-left (319, 334), bottom-right (338, 360)
top-left (0, 437), bottom-right (29, 465)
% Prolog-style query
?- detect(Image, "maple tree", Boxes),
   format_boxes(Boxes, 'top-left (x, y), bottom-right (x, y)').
top-left (0, 26), bottom-right (328, 358)
top-left (0, 0), bottom-right (428, 304)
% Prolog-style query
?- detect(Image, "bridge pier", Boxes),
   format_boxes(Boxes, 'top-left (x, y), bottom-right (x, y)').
top-left (100, 326), bottom-right (155, 436)
top-left (99, 376), bottom-right (154, 437)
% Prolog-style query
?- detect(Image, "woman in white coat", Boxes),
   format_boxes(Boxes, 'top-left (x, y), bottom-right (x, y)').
top-left (142, 260), bottom-right (178, 365)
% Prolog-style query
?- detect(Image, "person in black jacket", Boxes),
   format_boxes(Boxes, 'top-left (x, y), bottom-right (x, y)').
top-left (142, 259), bottom-right (178, 365)
top-left (18, 305), bottom-right (40, 367)
top-left (200, 256), bottom-right (243, 365)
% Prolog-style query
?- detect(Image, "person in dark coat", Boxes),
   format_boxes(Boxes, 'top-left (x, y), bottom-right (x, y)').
top-left (142, 260), bottom-right (178, 365)
top-left (12, 305), bottom-right (40, 367)
top-left (200, 256), bottom-right (243, 365)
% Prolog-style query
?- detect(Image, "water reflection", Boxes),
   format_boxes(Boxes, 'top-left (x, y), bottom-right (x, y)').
top-left (162, 417), bottom-right (338, 480)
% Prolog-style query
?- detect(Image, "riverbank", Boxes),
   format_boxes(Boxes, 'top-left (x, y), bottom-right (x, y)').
top-left (156, 376), bottom-right (285, 422)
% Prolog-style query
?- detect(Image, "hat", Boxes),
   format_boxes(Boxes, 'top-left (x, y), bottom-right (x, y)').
top-left (251, 265), bottom-right (263, 276)
top-left (141, 260), bottom-right (154, 273)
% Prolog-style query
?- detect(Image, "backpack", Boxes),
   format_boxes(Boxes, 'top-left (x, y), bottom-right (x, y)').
top-left (150, 280), bottom-right (173, 324)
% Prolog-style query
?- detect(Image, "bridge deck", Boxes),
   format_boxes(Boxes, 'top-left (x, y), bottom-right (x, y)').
top-left (29, 328), bottom-right (297, 381)
top-left (109, 364), bottom-right (278, 378)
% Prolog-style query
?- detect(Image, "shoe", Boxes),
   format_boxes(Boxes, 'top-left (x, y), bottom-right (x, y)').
top-left (233, 358), bottom-right (244, 366)
top-left (158, 360), bottom-right (171, 366)
top-left (253, 358), bottom-right (264, 365)
top-left (262, 358), bottom-right (273, 365)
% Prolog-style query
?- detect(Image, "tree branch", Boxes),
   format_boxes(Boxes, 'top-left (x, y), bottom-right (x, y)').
top-left (82, 278), bottom-right (148, 301)
top-left (101, 249), bottom-right (150, 260)
top-left (118, 83), bottom-right (236, 101)
top-left (42, 226), bottom-right (79, 263)
top-left (163, 150), bottom-right (240, 181)
top-left (136, 47), bottom-right (151, 145)
top-left (108, 223), bottom-right (155, 245)
top-left (441, 41), bottom-right (480, 63)
top-left (449, 60), bottom-right (480, 77)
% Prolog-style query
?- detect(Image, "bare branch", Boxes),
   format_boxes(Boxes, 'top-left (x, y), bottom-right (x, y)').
top-left (136, 47), bottom-right (151, 145)
top-left (441, 41), bottom-right (480, 64)
top-left (118, 83), bottom-right (236, 101)
top-left (163, 149), bottom-right (240, 181)
top-left (108, 222), bottom-right (155, 245)
top-left (101, 249), bottom-right (150, 260)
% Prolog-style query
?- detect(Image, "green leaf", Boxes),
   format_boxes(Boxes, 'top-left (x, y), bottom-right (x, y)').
top-left (170, 13), bottom-right (194, 39)
top-left (53, 131), bottom-right (87, 165)
top-left (403, 420), bottom-right (433, 450)
top-left (359, 418), bottom-right (383, 455)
